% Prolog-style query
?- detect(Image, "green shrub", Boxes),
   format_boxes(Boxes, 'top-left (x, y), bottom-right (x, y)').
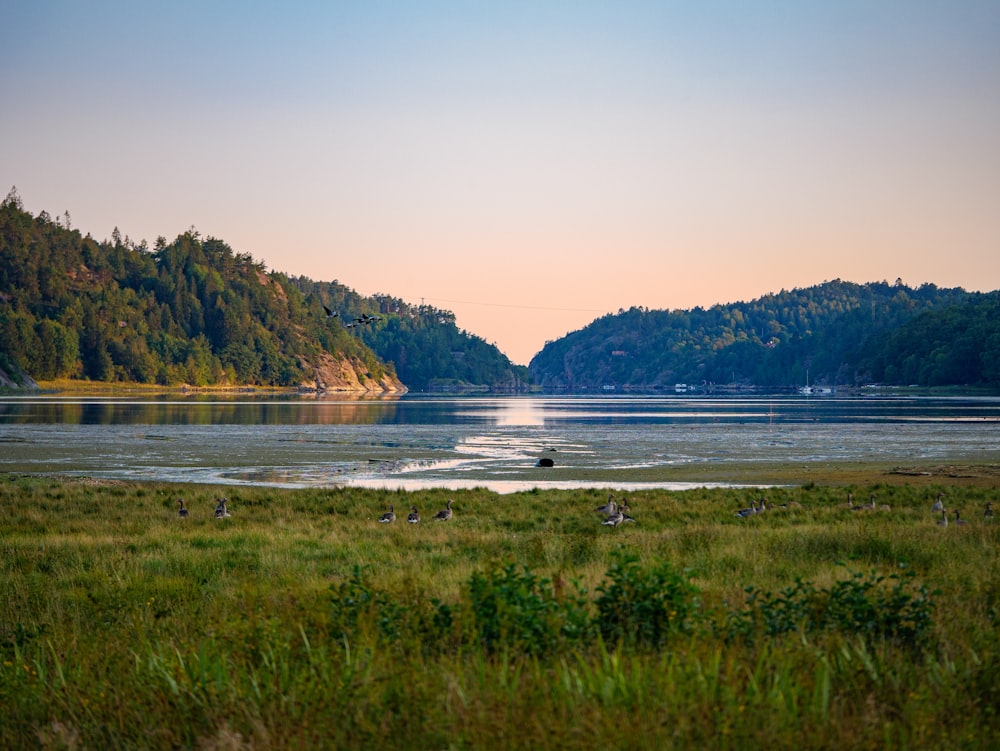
top-left (458, 562), bottom-right (590, 655)
top-left (594, 551), bottom-right (700, 648)
top-left (329, 566), bottom-right (405, 644)
top-left (727, 567), bottom-right (936, 652)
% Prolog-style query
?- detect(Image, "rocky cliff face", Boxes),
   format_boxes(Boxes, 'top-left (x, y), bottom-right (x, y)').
top-left (0, 362), bottom-right (39, 390)
top-left (300, 353), bottom-right (407, 394)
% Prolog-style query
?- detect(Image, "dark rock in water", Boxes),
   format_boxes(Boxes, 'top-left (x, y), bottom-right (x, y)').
top-left (536, 457), bottom-right (555, 468)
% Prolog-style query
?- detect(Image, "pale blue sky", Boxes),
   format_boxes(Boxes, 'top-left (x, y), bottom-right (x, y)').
top-left (3, 1), bottom-right (999, 364)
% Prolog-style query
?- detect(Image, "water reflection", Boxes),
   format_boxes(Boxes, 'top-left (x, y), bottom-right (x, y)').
top-left (1, 394), bottom-right (998, 493)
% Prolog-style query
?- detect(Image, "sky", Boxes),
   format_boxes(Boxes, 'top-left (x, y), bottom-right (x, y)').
top-left (2, 1), bottom-right (999, 365)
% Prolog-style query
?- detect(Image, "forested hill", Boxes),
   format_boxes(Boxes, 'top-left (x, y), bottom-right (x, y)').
top-left (529, 280), bottom-right (1000, 391)
top-left (288, 279), bottom-right (529, 392)
top-left (0, 191), bottom-right (522, 391)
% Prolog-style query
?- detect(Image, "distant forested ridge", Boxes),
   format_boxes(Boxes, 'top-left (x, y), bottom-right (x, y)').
top-left (0, 190), bottom-right (522, 391)
top-left (529, 280), bottom-right (1000, 391)
top-left (288, 280), bottom-right (530, 392)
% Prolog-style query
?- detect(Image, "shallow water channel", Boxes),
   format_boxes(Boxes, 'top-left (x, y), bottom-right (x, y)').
top-left (1, 393), bottom-right (998, 492)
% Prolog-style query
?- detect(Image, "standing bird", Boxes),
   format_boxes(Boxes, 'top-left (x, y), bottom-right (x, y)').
top-left (214, 497), bottom-right (231, 518)
top-left (602, 504), bottom-right (625, 527)
top-left (735, 500), bottom-right (759, 518)
top-left (985, 502), bottom-right (994, 521)
top-left (378, 504), bottom-right (396, 523)
top-left (433, 499), bottom-right (453, 522)
top-left (936, 509), bottom-right (948, 527)
top-left (954, 510), bottom-right (968, 526)
top-left (595, 494), bottom-right (616, 515)
top-left (407, 505), bottom-right (420, 524)
top-left (177, 498), bottom-right (189, 518)
top-left (619, 502), bottom-right (637, 524)
top-left (931, 492), bottom-right (945, 513)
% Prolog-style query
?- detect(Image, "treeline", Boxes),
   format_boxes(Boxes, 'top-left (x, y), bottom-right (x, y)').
top-left (528, 279), bottom-right (1000, 390)
top-left (858, 294), bottom-right (1000, 386)
top-left (0, 190), bottom-right (521, 390)
top-left (289, 280), bottom-right (530, 392)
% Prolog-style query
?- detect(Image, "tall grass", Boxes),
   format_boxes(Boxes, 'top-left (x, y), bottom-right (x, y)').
top-left (2, 475), bottom-right (998, 748)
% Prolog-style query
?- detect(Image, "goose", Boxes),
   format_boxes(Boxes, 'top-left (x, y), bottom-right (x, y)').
top-left (757, 498), bottom-right (767, 513)
top-left (985, 502), bottom-right (994, 521)
top-left (619, 502), bottom-right (637, 524)
top-left (734, 500), bottom-right (758, 518)
top-left (954, 510), bottom-right (968, 526)
top-left (776, 500), bottom-right (802, 510)
top-left (177, 498), bottom-right (189, 518)
top-left (602, 505), bottom-right (625, 527)
top-left (936, 509), bottom-right (948, 527)
top-left (407, 505), bottom-right (420, 524)
top-left (378, 504), bottom-right (396, 523)
top-left (214, 497), bottom-right (231, 518)
top-left (931, 492), bottom-right (945, 513)
top-left (846, 492), bottom-right (855, 509)
top-left (595, 495), bottom-right (616, 515)
top-left (322, 305), bottom-right (339, 319)
top-left (851, 494), bottom-right (876, 512)
top-left (433, 499), bottom-right (453, 522)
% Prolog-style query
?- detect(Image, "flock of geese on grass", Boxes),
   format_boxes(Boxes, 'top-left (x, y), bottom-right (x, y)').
top-left (595, 494), bottom-right (637, 527)
top-left (932, 492), bottom-right (993, 527)
top-left (733, 490), bottom-right (994, 526)
top-left (174, 497), bottom-right (229, 519)
top-left (176, 492), bottom-right (995, 528)
top-left (375, 495), bottom-right (639, 528)
top-left (734, 497), bottom-right (803, 517)
top-left (377, 499), bottom-right (452, 524)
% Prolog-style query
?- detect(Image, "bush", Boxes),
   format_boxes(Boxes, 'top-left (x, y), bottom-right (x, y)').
top-left (594, 551), bottom-right (701, 648)
top-left (458, 562), bottom-right (590, 655)
top-left (329, 566), bottom-right (406, 644)
top-left (726, 567), bottom-right (935, 652)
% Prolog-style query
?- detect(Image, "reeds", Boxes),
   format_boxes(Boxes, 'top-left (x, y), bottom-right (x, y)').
top-left (1, 476), bottom-right (998, 749)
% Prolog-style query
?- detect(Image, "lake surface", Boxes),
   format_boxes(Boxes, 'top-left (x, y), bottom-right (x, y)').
top-left (1, 393), bottom-right (998, 493)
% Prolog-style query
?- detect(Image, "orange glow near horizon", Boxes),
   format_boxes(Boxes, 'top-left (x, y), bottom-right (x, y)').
top-left (2, 3), bottom-right (998, 365)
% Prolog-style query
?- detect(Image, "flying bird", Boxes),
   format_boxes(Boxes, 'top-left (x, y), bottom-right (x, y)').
top-left (323, 305), bottom-right (339, 319)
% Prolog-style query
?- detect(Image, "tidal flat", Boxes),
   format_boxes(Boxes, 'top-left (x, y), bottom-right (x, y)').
top-left (2, 471), bottom-right (999, 750)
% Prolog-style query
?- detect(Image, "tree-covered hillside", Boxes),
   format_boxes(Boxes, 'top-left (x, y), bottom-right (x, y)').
top-left (529, 280), bottom-right (999, 391)
top-left (0, 190), bottom-right (529, 391)
top-left (0, 191), bottom-right (392, 388)
top-left (289, 279), bottom-right (530, 392)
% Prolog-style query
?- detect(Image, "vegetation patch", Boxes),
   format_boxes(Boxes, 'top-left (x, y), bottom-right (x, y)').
top-left (1, 475), bottom-right (998, 749)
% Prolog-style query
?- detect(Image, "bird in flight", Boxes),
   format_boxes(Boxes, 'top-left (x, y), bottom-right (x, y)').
top-left (323, 305), bottom-right (339, 319)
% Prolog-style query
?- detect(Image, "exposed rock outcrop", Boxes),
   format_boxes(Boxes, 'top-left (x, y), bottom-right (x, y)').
top-left (300, 353), bottom-right (406, 394)
top-left (0, 361), bottom-right (39, 390)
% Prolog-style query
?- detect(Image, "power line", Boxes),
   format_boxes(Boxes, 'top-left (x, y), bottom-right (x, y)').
top-left (417, 296), bottom-right (606, 314)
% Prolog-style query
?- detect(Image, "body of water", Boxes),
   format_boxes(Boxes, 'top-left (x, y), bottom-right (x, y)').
top-left (1, 393), bottom-right (998, 492)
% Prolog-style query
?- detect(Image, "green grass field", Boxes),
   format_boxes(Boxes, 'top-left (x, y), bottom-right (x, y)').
top-left (2, 473), bottom-right (998, 749)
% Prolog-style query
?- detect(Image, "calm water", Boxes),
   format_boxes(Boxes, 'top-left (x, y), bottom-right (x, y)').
top-left (1, 394), bottom-right (998, 493)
